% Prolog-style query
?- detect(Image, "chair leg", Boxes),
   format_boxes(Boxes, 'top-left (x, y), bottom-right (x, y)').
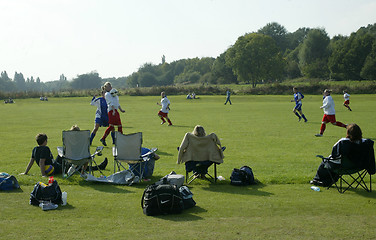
top-left (214, 163), bottom-right (217, 183)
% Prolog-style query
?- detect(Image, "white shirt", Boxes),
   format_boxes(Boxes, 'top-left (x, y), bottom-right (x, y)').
top-left (105, 92), bottom-right (120, 112)
top-left (343, 93), bottom-right (350, 101)
top-left (160, 97), bottom-right (170, 113)
top-left (321, 95), bottom-right (336, 115)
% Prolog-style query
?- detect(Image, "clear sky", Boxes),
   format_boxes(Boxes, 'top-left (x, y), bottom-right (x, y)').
top-left (1, 0), bottom-right (375, 82)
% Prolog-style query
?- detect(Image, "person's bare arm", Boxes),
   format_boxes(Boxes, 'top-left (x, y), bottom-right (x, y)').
top-left (22, 158), bottom-right (35, 175)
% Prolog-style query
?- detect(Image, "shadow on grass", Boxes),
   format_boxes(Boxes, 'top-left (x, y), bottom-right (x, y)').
top-left (326, 186), bottom-right (376, 198)
top-left (155, 150), bottom-right (174, 156)
top-left (148, 206), bottom-right (206, 221)
top-left (78, 181), bottom-right (135, 194)
top-left (166, 125), bottom-right (191, 128)
top-left (199, 180), bottom-right (273, 197)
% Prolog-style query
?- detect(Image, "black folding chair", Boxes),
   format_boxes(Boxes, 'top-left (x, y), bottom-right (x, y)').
top-left (316, 155), bottom-right (372, 193)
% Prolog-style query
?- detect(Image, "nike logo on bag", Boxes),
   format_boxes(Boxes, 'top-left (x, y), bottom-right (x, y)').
top-left (161, 200), bottom-right (170, 204)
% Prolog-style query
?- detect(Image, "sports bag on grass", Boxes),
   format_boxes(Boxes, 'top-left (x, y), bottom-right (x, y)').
top-left (0, 173), bottom-right (20, 191)
top-left (30, 180), bottom-right (63, 206)
top-left (179, 185), bottom-right (196, 210)
top-left (230, 166), bottom-right (255, 186)
top-left (155, 171), bottom-right (185, 188)
top-left (141, 182), bottom-right (184, 216)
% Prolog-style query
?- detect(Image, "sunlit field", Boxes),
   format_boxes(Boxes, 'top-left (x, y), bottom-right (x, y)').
top-left (1, 94), bottom-right (376, 239)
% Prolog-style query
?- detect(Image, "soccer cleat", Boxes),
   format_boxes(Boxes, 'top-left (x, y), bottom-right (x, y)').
top-left (100, 138), bottom-right (107, 146)
top-left (161, 121), bottom-right (166, 125)
top-left (315, 134), bottom-right (323, 137)
top-left (298, 117), bottom-right (302, 122)
top-left (304, 119), bottom-right (308, 122)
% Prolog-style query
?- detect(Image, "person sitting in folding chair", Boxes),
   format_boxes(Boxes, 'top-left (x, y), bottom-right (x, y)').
top-left (68, 125), bottom-right (107, 174)
top-left (310, 123), bottom-right (376, 188)
top-left (177, 125), bottom-right (224, 183)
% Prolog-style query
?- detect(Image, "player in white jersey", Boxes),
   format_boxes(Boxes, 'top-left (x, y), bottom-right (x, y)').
top-left (315, 89), bottom-right (347, 137)
top-left (100, 82), bottom-right (125, 146)
top-left (343, 90), bottom-right (352, 111)
top-left (157, 92), bottom-right (172, 126)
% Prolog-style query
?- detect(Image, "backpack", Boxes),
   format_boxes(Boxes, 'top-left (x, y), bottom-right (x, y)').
top-left (30, 180), bottom-right (63, 206)
top-left (230, 166), bottom-right (255, 186)
top-left (179, 185), bottom-right (196, 210)
top-left (141, 181), bottom-right (184, 216)
top-left (0, 173), bottom-right (20, 191)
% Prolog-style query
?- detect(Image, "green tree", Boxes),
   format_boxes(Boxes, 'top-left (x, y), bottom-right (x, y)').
top-left (225, 33), bottom-right (285, 87)
top-left (298, 28), bottom-right (330, 78)
top-left (212, 52), bottom-right (237, 84)
top-left (361, 41), bottom-right (376, 80)
top-left (258, 22), bottom-right (289, 52)
top-left (139, 72), bottom-right (157, 87)
top-left (286, 27), bottom-right (311, 51)
top-left (71, 71), bottom-right (102, 90)
top-left (329, 29), bottom-right (374, 80)
top-left (13, 72), bottom-right (26, 91)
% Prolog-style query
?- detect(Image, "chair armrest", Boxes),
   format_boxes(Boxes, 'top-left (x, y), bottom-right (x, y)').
top-left (91, 146), bottom-right (104, 158)
top-left (57, 147), bottom-right (64, 157)
top-left (112, 146), bottom-right (117, 157)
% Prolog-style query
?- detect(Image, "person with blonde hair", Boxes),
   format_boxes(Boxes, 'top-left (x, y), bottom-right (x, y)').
top-left (315, 89), bottom-right (347, 137)
top-left (100, 82), bottom-right (125, 146)
top-left (178, 125), bottom-right (224, 177)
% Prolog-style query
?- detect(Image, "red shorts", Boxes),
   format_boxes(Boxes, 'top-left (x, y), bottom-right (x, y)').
top-left (108, 110), bottom-right (122, 125)
top-left (322, 114), bottom-right (336, 123)
top-left (158, 111), bottom-right (168, 118)
top-left (344, 100), bottom-right (350, 105)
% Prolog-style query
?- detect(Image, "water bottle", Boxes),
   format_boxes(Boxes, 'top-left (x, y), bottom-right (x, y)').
top-left (217, 176), bottom-right (225, 181)
top-left (48, 176), bottom-right (54, 185)
top-left (62, 191), bottom-right (67, 206)
top-left (311, 186), bottom-right (320, 192)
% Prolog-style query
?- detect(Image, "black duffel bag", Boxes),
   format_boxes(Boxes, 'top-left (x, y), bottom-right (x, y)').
top-left (30, 180), bottom-right (63, 206)
top-left (141, 182), bottom-right (184, 216)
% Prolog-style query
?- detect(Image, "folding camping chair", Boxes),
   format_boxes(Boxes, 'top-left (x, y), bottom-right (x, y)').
top-left (113, 132), bottom-right (146, 178)
top-left (58, 130), bottom-right (103, 178)
top-left (177, 132), bottom-right (224, 184)
top-left (316, 139), bottom-right (375, 193)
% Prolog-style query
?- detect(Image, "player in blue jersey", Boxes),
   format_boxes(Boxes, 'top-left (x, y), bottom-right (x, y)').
top-left (90, 88), bottom-right (109, 145)
top-left (291, 87), bottom-right (308, 122)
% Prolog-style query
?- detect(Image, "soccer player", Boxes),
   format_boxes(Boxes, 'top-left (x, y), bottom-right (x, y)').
top-left (224, 90), bottom-right (232, 105)
top-left (291, 87), bottom-right (307, 122)
top-left (343, 90), bottom-right (352, 111)
top-left (157, 91), bottom-right (172, 126)
top-left (100, 82), bottom-right (125, 146)
top-left (89, 88), bottom-right (109, 145)
top-left (315, 89), bottom-right (347, 137)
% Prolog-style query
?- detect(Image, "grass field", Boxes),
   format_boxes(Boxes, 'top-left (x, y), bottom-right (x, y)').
top-left (1, 94), bottom-right (376, 239)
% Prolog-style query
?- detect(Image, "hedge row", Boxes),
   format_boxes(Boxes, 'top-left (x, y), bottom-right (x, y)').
top-left (2, 82), bottom-right (376, 100)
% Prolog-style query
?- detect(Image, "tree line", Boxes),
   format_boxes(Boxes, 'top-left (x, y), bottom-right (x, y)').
top-left (1, 22), bottom-right (375, 94)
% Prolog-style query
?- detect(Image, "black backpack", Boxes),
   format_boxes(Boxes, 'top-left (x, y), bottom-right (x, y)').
top-left (30, 180), bottom-right (63, 206)
top-left (141, 182), bottom-right (184, 216)
top-left (230, 166), bottom-right (255, 186)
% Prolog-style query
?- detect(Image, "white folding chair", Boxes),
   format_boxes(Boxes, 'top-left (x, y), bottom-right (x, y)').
top-left (58, 130), bottom-right (103, 178)
top-left (113, 132), bottom-right (145, 178)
